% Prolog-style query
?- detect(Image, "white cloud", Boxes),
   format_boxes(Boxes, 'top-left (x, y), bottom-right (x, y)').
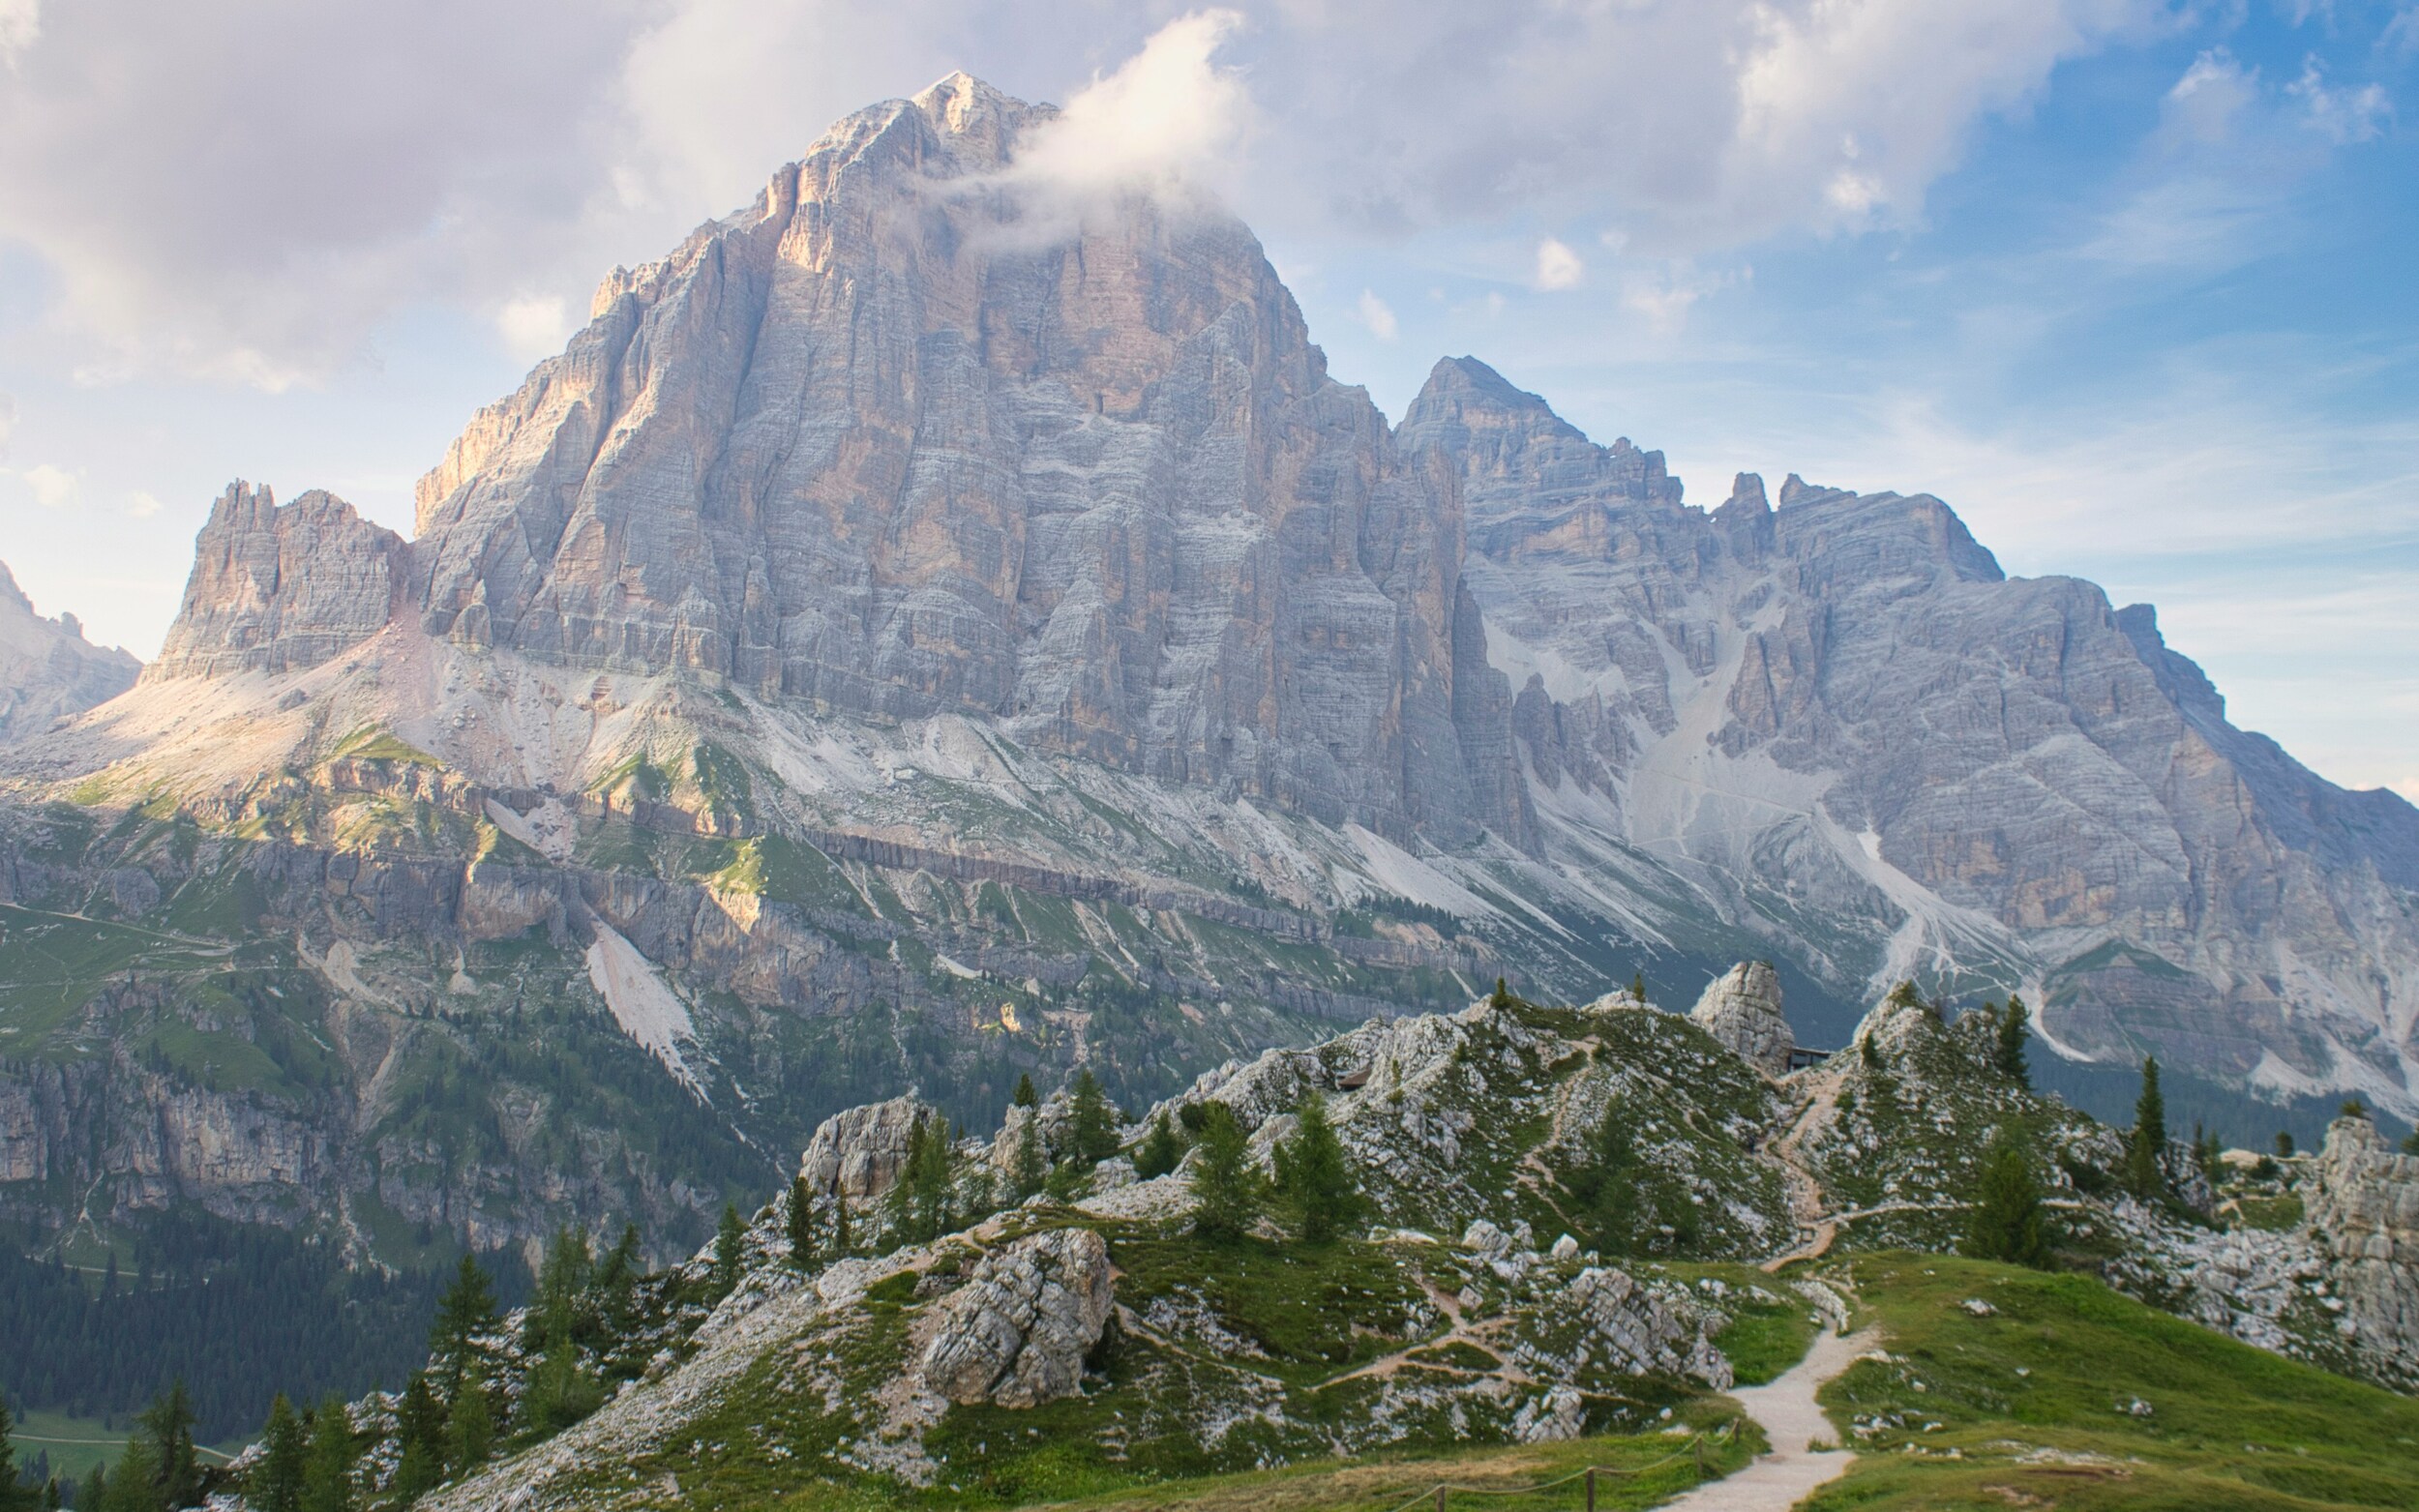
top-left (999, 10), bottom-right (1253, 224)
top-left (22, 462), bottom-right (78, 509)
top-left (496, 295), bottom-right (574, 361)
top-left (1619, 261), bottom-right (1746, 334)
top-left (1356, 288), bottom-right (1399, 341)
top-left (2287, 55), bottom-right (2391, 142)
top-left (1533, 238), bottom-right (1584, 291)
top-left (127, 489), bottom-right (161, 519)
top-left (0, 0), bottom-right (35, 63)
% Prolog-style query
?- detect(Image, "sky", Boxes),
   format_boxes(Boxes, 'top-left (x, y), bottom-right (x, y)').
top-left (0, 0), bottom-right (2412, 798)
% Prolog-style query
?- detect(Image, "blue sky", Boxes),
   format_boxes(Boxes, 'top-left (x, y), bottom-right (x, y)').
top-left (0, 0), bottom-right (2412, 796)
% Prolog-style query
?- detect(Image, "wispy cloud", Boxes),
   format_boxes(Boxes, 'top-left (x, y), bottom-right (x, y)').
top-left (1356, 288), bottom-right (1399, 341)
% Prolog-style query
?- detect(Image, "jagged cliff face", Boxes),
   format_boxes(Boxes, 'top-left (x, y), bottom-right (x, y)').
top-left (1401, 356), bottom-right (2419, 1109)
top-left (0, 561), bottom-right (138, 743)
top-left (2, 74), bottom-right (2415, 1262)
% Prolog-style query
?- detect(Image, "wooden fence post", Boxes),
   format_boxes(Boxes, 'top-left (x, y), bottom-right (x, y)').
top-left (1693, 1438), bottom-right (1707, 1480)
top-left (1434, 1487), bottom-right (1447, 1512)
top-left (1585, 1467), bottom-right (1596, 1512)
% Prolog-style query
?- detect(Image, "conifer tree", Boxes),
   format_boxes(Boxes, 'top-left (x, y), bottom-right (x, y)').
top-left (594, 1224), bottom-right (642, 1338)
top-left (137, 1384), bottom-right (198, 1512)
top-left (787, 1174), bottom-right (820, 1266)
top-left (1068, 1069), bottom-right (1119, 1165)
top-left (831, 1192), bottom-right (852, 1256)
top-left (1272, 1094), bottom-right (1362, 1244)
top-left (299, 1397), bottom-right (355, 1512)
top-left (0, 1397), bottom-right (39, 1512)
top-left (445, 1373), bottom-right (493, 1475)
top-left (391, 1377), bottom-right (445, 1502)
top-left (904, 1118), bottom-right (957, 1241)
top-left (1961, 1135), bottom-right (2051, 1269)
top-left (712, 1204), bottom-right (746, 1298)
top-left (2126, 1056), bottom-right (2167, 1200)
top-left (1012, 1073), bottom-right (1038, 1109)
top-left (2275, 1130), bottom-right (2295, 1158)
top-left (1567, 1108), bottom-right (1643, 1255)
top-left (102, 1435), bottom-right (158, 1512)
top-left (1630, 971), bottom-right (1646, 1003)
top-left (254, 1395), bottom-right (306, 1512)
top-left (1187, 1103), bottom-right (1261, 1243)
top-left (79, 1465), bottom-right (105, 1512)
top-left (1132, 1108), bottom-right (1185, 1180)
top-left (1009, 1106), bottom-right (1048, 1199)
top-left (1492, 976), bottom-right (1512, 1008)
top-left (429, 1254), bottom-right (498, 1394)
top-left (1994, 994), bottom-right (2030, 1086)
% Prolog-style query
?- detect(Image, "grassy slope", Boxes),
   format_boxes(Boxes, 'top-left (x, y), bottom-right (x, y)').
top-left (1805, 1253), bottom-right (2419, 1511)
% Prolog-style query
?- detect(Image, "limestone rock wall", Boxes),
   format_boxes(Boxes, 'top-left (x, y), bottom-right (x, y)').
top-left (146, 482), bottom-right (407, 680)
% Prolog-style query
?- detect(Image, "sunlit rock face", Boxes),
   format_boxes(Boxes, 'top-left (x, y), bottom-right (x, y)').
top-left (403, 74), bottom-right (1513, 844)
top-left (146, 481), bottom-right (407, 682)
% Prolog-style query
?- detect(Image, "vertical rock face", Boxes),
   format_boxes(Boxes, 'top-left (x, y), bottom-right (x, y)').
top-left (0, 561), bottom-right (138, 741)
top-left (798, 1094), bottom-right (939, 1200)
top-left (404, 74), bottom-right (1504, 842)
top-left (2310, 1115), bottom-right (2419, 1385)
top-left (146, 482), bottom-right (407, 680)
top-left (1687, 962), bottom-right (1792, 1077)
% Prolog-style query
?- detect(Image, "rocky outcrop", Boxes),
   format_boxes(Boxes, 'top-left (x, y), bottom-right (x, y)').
top-left (146, 482), bottom-right (405, 680)
top-left (0, 560), bottom-right (137, 741)
top-left (1565, 1264), bottom-right (1731, 1388)
top-left (798, 1094), bottom-right (939, 1200)
top-left (1687, 962), bottom-right (1791, 1077)
top-left (917, 1227), bottom-right (1113, 1407)
top-left (2309, 1115), bottom-right (2419, 1386)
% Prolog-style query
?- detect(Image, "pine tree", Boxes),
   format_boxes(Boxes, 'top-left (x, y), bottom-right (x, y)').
top-left (1132, 1108), bottom-right (1185, 1180)
top-left (429, 1254), bottom-right (498, 1394)
top-left (1492, 976), bottom-right (1512, 1008)
top-left (1566, 1108), bottom-right (1643, 1256)
top-left (445, 1373), bottom-right (493, 1474)
top-left (391, 1376), bottom-right (445, 1502)
top-left (2275, 1130), bottom-right (2296, 1159)
top-left (1961, 1135), bottom-right (2052, 1269)
top-left (2342, 1099), bottom-right (2371, 1120)
top-left (79, 1465), bottom-right (105, 1512)
top-left (787, 1174), bottom-right (820, 1266)
top-left (831, 1192), bottom-right (853, 1257)
top-left (0, 1396), bottom-right (38, 1512)
top-left (1272, 1094), bottom-right (1362, 1244)
top-left (901, 1118), bottom-right (957, 1242)
top-left (254, 1395), bottom-right (306, 1512)
top-left (595, 1224), bottom-right (642, 1338)
top-left (1187, 1103), bottom-right (1262, 1244)
top-left (1068, 1069), bottom-right (1119, 1165)
top-left (1012, 1073), bottom-right (1038, 1109)
top-left (102, 1435), bottom-right (158, 1512)
top-left (1629, 971), bottom-right (1646, 1003)
top-left (1009, 1107), bottom-right (1048, 1199)
top-left (712, 1204), bottom-right (746, 1298)
top-left (299, 1397), bottom-right (355, 1512)
top-left (136, 1384), bottom-right (198, 1512)
top-left (1994, 995), bottom-right (2030, 1086)
top-left (2126, 1056), bottom-right (2167, 1201)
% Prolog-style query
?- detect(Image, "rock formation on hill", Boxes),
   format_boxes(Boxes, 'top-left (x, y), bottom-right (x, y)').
top-left (0, 560), bottom-right (137, 743)
top-left (1, 72), bottom-right (2414, 1270)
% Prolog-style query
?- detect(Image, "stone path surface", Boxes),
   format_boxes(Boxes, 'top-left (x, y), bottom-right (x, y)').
top-left (1652, 1327), bottom-right (1879, 1512)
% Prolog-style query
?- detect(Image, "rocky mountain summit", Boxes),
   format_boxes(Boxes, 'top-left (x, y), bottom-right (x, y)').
top-left (0, 559), bottom-right (138, 744)
top-left (1, 73), bottom-right (2414, 1278)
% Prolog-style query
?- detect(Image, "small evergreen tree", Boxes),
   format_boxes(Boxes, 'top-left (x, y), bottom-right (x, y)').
top-left (1994, 994), bottom-right (2030, 1086)
top-left (1012, 1073), bottom-right (1038, 1109)
top-left (1009, 1107), bottom-right (1048, 1199)
top-left (445, 1372), bottom-right (493, 1475)
top-left (1187, 1103), bottom-right (1262, 1243)
top-left (1629, 970), bottom-right (1646, 1003)
top-left (429, 1254), bottom-right (499, 1394)
top-left (299, 1397), bottom-right (355, 1512)
top-left (2341, 1099), bottom-right (2370, 1120)
top-left (101, 1436), bottom-right (158, 1512)
top-left (906, 1118), bottom-right (957, 1241)
top-left (1860, 1032), bottom-right (1883, 1070)
top-left (831, 1193), bottom-right (853, 1257)
top-left (1961, 1135), bottom-right (2052, 1269)
top-left (2401, 1128), bottom-right (2419, 1156)
top-left (391, 1376), bottom-right (445, 1502)
top-left (2275, 1130), bottom-right (2296, 1158)
top-left (1132, 1108), bottom-right (1185, 1180)
top-left (594, 1223), bottom-right (642, 1338)
top-left (1272, 1094), bottom-right (1362, 1244)
top-left (712, 1203), bottom-right (746, 1297)
top-left (787, 1174), bottom-right (820, 1266)
top-left (254, 1395), bottom-right (307, 1512)
top-left (80, 1465), bottom-right (105, 1512)
top-left (0, 1397), bottom-right (40, 1512)
top-left (1068, 1069), bottom-right (1119, 1165)
top-left (1492, 976), bottom-right (1512, 1008)
top-left (136, 1384), bottom-right (198, 1512)
top-left (1566, 1108), bottom-right (1643, 1255)
top-left (2125, 1056), bottom-right (2167, 1200)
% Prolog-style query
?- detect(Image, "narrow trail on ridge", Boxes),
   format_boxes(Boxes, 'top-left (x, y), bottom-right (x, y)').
top-left (1656, 1326), bottom-right (1880, 1512)
top-left (1758, 1061), bottom-right (1850, 1273)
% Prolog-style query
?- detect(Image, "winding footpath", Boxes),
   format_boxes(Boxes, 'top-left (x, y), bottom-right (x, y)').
top-left (1659, 1326), bottom-right (1881, 1512)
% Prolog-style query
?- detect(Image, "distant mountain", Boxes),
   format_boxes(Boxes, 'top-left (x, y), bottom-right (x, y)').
top-left (0, 560), bottom-right (137, 743)
top-left (0, 74), bottom-right (2410, 1276)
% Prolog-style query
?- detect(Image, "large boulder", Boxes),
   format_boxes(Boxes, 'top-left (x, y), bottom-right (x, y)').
top-left (918, 1228), bottom-right (1114, 1408)
top-left (1566, 1265), bottom-right (1732, 1389)
top-left (2309, 1114), bottom-right (2419, 1387)
top-left (798, 1094), bottom-right (939, 1200)
top-left (1687, 962), bottom-right (1792, 1077)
